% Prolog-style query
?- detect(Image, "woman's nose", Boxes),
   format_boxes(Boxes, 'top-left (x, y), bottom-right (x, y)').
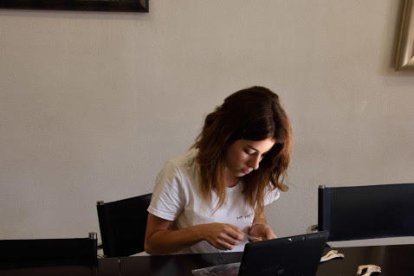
top-left (248, 155), bottom-right (261, 170)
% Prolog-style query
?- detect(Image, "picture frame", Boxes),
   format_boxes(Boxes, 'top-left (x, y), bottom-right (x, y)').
top-left (395, 0), bottom-right (414, 70)
top-left (0, 0), bottom-right (149, 13)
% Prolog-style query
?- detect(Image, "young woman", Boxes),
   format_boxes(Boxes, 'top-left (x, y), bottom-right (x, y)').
top-left (145, 86), bottom-right (292, 254)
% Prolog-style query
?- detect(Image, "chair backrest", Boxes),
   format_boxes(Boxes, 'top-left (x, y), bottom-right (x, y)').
top-left (318, 183), bottom-right (414, 241)
top-left (96, 193), bottom-right (152, 257)
top-left (0, 232), bottom-right (98, 268)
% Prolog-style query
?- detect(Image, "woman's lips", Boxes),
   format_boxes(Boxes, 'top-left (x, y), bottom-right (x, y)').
top-left (242, 168), bottom-right (253, 174)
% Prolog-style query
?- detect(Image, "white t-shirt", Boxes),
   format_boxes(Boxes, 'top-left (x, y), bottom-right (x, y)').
top-left (147, 149), bottom-right (280, 254)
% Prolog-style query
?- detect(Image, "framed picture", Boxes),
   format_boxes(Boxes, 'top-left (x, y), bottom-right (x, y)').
top-left (0, 0), bottom-right (149, 12)
top-left (395, 0), bottom-right (414, 70)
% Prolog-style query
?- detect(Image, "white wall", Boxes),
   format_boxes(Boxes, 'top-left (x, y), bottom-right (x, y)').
top-left (1, 0), bottom-right (414, 240)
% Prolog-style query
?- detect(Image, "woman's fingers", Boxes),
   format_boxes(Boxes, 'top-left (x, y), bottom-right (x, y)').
top-left (223, 224), bottom-right (244, 241)
top-left (220, 231), bottom-right (241, 245)
top-left (205, 223), bottom-right (245, 250)
top-left (249, 223), bottom-right (277, 240)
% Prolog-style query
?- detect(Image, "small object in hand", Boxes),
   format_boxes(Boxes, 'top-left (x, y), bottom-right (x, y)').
top-left (356, 264), bottom-right (381, 276)
top-left (247, 234), bottom-right (263, 242)
top-left (320, 249), bottom-right (344, 262)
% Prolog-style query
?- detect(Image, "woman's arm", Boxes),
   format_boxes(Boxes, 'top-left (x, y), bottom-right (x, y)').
top-left (248, 207), bottom-right (277, 240)
top-left (144, 214), bottom-right (244, 254)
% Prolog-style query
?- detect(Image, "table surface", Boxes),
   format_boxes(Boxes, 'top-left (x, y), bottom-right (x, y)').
top-left (1, 243), bottom-right (414, 276)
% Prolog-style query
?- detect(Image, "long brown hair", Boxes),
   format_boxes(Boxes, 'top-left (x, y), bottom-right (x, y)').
top-left (193, 86), bottom-right (292, 212)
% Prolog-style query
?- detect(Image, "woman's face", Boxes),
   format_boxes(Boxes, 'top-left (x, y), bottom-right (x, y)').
top-left (224, 137), bottom-right (276, 179)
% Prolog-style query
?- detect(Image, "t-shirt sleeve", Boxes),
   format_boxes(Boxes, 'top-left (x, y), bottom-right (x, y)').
top-left (263, 186), bottom-right (280, 206)
top-left (147, 161), bottom-right (185, 221)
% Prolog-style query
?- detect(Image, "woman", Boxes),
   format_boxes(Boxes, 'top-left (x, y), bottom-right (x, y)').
top-left (145, 86), bottom-right (292, 254)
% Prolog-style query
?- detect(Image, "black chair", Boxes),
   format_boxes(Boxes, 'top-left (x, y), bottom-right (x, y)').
top-left (96, 193), bottom-right (152, 257)
top-left (0, 232), bottom-right (98, 268)
top-left (318, 183), bottom-right (414, 241)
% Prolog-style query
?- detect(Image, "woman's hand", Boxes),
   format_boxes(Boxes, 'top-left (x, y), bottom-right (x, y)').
top-left (248, 223), bottom-right (277, 241)
top-left (145, 214), bottom-right (244, 254)
top-left (200, 223), bottom-right (244, 250)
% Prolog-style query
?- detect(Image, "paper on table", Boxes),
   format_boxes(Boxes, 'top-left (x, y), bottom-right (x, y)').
top-left (192, 262), bottom-right (240, 276)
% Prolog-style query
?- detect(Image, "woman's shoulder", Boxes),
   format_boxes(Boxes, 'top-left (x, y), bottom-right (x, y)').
top-left (263, 185), bottom-right (280, 205)
top-left (154, 149), bottom-right (200, 198)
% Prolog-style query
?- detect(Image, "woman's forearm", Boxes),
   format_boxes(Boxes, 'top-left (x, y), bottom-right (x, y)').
top-left (145, 213), bottom-right (245, 254)
top-left (145, 224), bottom-right (205, 254)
